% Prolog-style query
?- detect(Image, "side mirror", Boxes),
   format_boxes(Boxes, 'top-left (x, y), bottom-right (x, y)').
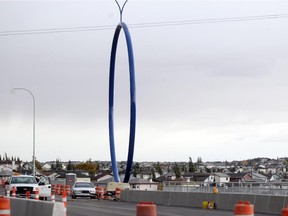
top-left (38, 182), bottom-right (45, 186)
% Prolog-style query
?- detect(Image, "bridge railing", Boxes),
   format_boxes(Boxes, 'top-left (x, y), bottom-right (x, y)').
top-left (162, 181), bottom-right (288, 196)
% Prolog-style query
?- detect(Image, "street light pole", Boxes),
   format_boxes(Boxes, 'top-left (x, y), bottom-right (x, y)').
top-left (14, 88), bottom-right (36, 177)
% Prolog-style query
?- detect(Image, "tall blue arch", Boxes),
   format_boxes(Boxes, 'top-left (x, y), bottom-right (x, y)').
top-left (109, 22), bottom-right (136, 183)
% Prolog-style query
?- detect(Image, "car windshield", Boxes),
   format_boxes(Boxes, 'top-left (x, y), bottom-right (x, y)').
top-left (11, 176), bottom-right (37, 184)
top-left (75, 182), bottom-right (94, 188)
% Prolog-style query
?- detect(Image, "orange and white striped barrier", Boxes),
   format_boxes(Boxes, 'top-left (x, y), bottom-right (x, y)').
top-left (0, 196), bottom-right (10, 216)
top-left (56, 184), bottom-right (61, 195)
top-left (51, 194), bottom-right (55, 202)
top-left (11, 187), bottom-right (16, 198)
top-left (136, 202), bottom-right (156, 216)
top-left (62, 190), bottom-right (67, 215)
top-left (35, 188), bottom-right (39, 200)
top-left (234, 201), bottom-right (254, 216)
top-left (115, 187), bottom-right (122, 200)
top-left (51, 184), bottom-right (56, 195)
top-left (96, 186), bottom-right (104, 200)
top-left (65, 185), bottom-right (71, 196)
top-left (282, 207), bottom-right (288, 216)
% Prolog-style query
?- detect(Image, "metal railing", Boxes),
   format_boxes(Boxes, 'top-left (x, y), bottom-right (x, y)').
top-left (162, 181), bottom-right (288, 196)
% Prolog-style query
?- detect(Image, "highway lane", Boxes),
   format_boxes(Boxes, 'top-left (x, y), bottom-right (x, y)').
top-left (67, 197), bottom-right (271, 216)
top-left (0, 188), bottom-right (273, 215)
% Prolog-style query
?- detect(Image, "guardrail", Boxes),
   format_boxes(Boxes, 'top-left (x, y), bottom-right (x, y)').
top-left (120, 190), bottom-right (288, 215)
top-left (162, 181), bottom-right (288, 196)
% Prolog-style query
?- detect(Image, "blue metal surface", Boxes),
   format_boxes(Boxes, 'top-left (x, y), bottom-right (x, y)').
top-left (109, 22), bottom-right (136, 183)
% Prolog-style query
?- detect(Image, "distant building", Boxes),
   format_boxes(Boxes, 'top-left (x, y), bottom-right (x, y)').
top-left (129, 178), bottom-right (158, 191)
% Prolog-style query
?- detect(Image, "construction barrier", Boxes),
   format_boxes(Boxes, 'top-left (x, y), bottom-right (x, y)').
top-left (51, 184), bottom-right (56, 195)
top-left (115, 187), bottom-right (122, 200)
top-left (56, 185), bottom-right (61, 195)
top-left (10, 197), bottom-right (65, 216)
top-left (283, 207), bottom-right (288, 216)
top-left (96, 186), bottom-right (104, 200)
top-left (234, 201), bottom-right (254, 216)
top-left (65, 185), bottom-right (71, 196)
top-left (136, 202), bottom-right (156, 216)
top-left (35, 188), bottom-right (39, 200)
top-left (60, 185), bottom-right (65, 195)
top-left (0, 196), bottom-right (10, 216)
top-left (62, 190), bottom-right (67, 215)
top-left (11, 187), bottom-right (16, 198)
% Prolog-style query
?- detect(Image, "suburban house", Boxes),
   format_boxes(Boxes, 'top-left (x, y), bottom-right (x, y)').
top-left (228, 172), bottom-right (252, 182)
top-left (213, 172), bottom-right (230, 185)
top-left (129, 178), bottom-right (158, 191)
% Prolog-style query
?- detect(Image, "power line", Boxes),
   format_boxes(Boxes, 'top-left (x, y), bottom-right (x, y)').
top-left (1, 13), bottom-right (288, 36)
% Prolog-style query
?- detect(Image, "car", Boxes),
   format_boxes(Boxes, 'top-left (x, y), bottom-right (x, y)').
top-left (5, 175), bottom-right (39, 199)
top-left (5, 175), bottom-right (51, 200)
top-left (71, 181), bottom-right (96, 199)
top-left (36, 175), bottom-right (52, 200)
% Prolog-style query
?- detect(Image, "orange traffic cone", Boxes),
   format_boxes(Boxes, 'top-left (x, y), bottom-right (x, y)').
top-left (136, 202), bottom-right (157, 216)
top-left (234, 201), bottom-right (254, 216)
top-left (0, 196), bottom-right (10, 216)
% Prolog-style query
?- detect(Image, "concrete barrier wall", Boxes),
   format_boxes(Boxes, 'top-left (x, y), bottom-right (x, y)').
top-left (120, 190), bottom-right (285, 215)
top-left (10, 197), bottom-right (65, 216)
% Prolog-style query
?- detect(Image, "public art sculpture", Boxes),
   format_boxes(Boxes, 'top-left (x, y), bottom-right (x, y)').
top-left (108, 0), bottom-right (136, 183)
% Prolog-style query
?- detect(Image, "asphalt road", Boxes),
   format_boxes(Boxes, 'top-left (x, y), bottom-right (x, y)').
top-left (66, 197), bottom-right (271, 216)
top-left (0, 187), bottom-right (272, 216)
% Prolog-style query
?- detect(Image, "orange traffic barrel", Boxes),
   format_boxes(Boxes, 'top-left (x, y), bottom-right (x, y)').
top-left (0, 196), bottom-right (10, 216)
top-left (282, 207), bottom-right (288, 216)
top-left (51, 184), bottom-right (56, 194)
top-left (62, 190), bottom-right (67, 216)
top-left (11, 187), bottom-right (16, 198)
top-left (56, 184), bottom-right (61, 195)
top-left (115, 187), bottom-right (122, 200)
top-left (96, 186), bottom-right (104, 200)
top-left (136, 202), bottom-right (157, 216)
top-left (35, 188), bottom-right (39, 200)
top-left (234, 201), bottom-right (254, 216)
top-left (65, 185), bottom-right (71, 196)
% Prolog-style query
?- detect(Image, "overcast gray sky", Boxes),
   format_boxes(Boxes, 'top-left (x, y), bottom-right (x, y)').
top-left (1, 0), bottom-right (288, 163)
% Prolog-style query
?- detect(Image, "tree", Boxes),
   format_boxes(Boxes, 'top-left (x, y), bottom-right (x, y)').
top-left (35, 160), bottom-right (42, 171)
top-left (172, 162), bottom-right (181, 179)
top-left (132, 162), bottom-right (140, 177)
top-left (188, 157), bottom-right (196, 173)
top-left (55, 158), bottom-right (63, 171)
top-left (75, 160), bottom-right (98, 176)
top-left (66, 160), bottom-right (74, 171)
top-left (153, 162), bottom-right (163, 175)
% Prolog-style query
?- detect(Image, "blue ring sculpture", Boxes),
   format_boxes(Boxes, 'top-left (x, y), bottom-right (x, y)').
top-left (109, 22), bottom-right (136, 183)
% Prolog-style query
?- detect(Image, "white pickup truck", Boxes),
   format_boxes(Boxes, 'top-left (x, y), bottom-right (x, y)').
top-left (5, 175), bottom-right (51, 200)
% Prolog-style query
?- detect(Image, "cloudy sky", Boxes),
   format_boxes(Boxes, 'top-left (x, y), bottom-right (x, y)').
top-left (1, 0), bottom-right (288, 163)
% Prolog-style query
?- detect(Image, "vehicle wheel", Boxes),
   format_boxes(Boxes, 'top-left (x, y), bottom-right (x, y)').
top-left (71, 194), bottom-right (76, 199)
